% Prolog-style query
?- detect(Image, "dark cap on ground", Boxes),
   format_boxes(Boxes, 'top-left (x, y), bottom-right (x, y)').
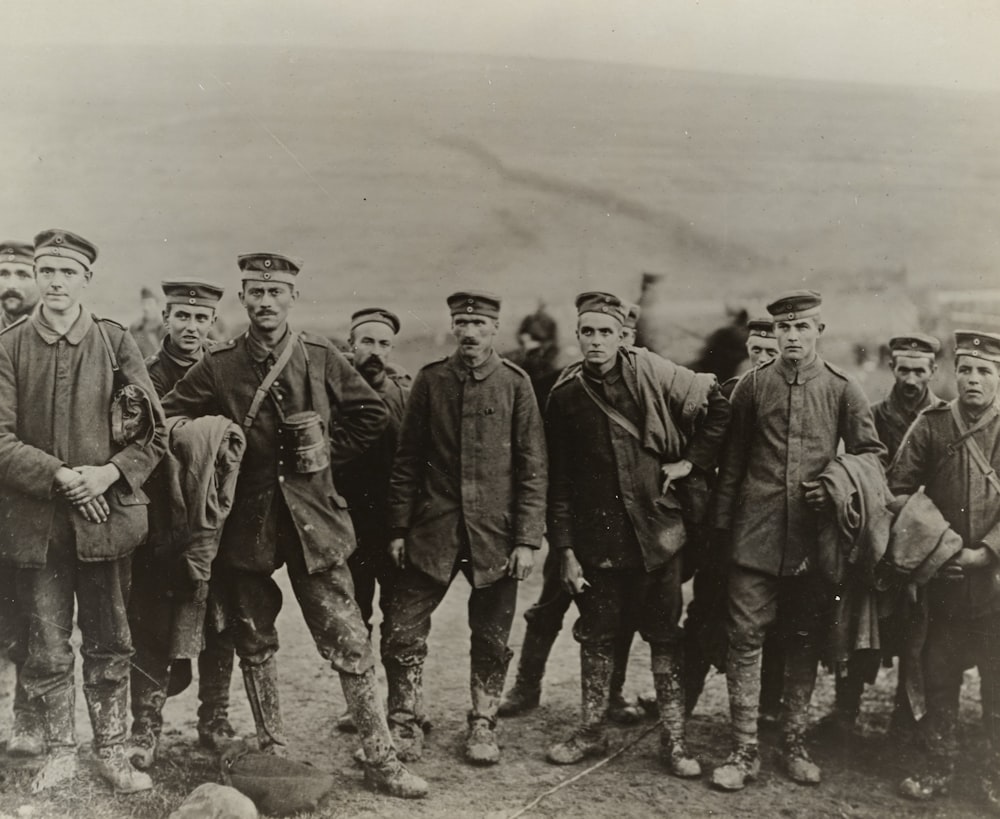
top-left (162, 280), bottom-right (225, 309)
top-left (447, 291), bottom-right (501, 319)
top-left (33, 229), bottom-right (98, 268)
top-left (889, 333), bottom-right (941, 358)
top-left (954, 330), bottom-right (1000, 364)
top-left (351, 307), bottom-right (401, 335)
top-left (238, 253), bottom-right (302, 285)
top-left (575, 291), bottom-right (627, 325)
top-left (0, 241), bottom-right (33, 266)
top-left (766, 289), bottom-right (822, 320)
top-left (747, 318), bottom-right (775, 338)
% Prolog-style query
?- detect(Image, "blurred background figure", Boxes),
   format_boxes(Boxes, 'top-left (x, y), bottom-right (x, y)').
top-left (129, 286), bottom-right (166, 357)
top-left (503, 302), bottom-right (562, 406)
top-left (688, 307), bottom-right (750, 382)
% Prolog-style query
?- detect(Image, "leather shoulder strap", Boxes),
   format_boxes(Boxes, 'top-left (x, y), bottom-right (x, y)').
top-left (243, 333), bottom-right (298, 430)
top-left (950, 403), bottom-right (1000, 496)
top-left (574, 371), bottom-right (641, 442)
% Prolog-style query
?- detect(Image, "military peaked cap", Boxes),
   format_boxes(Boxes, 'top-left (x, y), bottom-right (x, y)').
top-left (954, 330), bottom-right (1000, 364)
top-left (447, 290), bottom-right (501, 318)
top-left (351, 307), bottom-right (401, 335)
top-left (766, 289), bottom-right (822, 320)
top-left (162, 280), bottom-right (225, 308)
top-left (575, 291), bottom-right (627, 325)
top-left (238, 252), bottom-right (302, 285)
top-left (33, 229), bottom-right (98, 268)
top-left (747, 318), bottom-right (775, 338)
top-left (0, 241), bottom-right (33, 266)
top-left (889, 333), bottom-right (940, 357)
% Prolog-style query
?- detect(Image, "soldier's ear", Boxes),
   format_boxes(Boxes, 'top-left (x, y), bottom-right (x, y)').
top-left (816, 321), bottom-right (826, 335)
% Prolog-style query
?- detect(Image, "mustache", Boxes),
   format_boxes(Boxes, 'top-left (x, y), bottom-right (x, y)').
top-left (359, 356), bottom-right (385, 373)
top-left (1, 289), bottom-right (23, 301)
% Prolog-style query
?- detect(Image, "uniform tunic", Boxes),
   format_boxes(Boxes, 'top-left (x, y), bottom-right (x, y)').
top-left (714, 355), bottom-right (885, 576)
top-left (872, 384), bottom-right (945, 463)
top-left (145, 335), bottom-right (209, 399)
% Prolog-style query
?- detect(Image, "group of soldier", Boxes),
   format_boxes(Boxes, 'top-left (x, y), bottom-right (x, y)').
top-left (0, 229), bottom-right (998, 812)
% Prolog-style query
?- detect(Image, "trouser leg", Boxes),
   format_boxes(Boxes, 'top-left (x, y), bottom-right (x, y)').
top-left (467, 573), bottom-right (518, 725)
top-left (759, 630), bottom-right (785, 717)
top-left (197, 626), bottom-right (235, 724)
top-left (129, 636), bottom-right (170, 736)
top-left (514, 545), bottom-right (573, 691)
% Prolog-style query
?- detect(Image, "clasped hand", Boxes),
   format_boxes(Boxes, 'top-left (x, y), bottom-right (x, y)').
top-left (55, 464), bottom-right (120, 524)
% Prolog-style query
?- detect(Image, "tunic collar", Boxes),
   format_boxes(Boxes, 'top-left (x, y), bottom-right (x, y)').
top-left (160, 334), bottom-right (205, 368)
top-left (448, 348), bottom-right (502, 381)
top-left (245, 325), bottom-right (292, 363)
top-left (31, 305), bottom-right (92, 346)
top-left (775, 353), bottom-right (823, 385)
top-left (885, 383), bottom-right (937, 419)
top-left (583, 355), bottom-right (623, 385)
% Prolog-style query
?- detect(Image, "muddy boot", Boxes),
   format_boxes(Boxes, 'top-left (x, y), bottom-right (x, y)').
top-left (758, 631), bottom-right (784, 727)
top-left (711, 743), bottom-right (760, 791)
top-left (242, 657), bottom-right (287, 756)
top-left (780, 645), bottom-right (821, 784)
top-left (466, 671), bottom-right (503, 766)
top-left (498, 623), bottom-right (557, 717)
top-left (8, 678), bottom-right (45, 757)
top-left (384, 658), bottom-right (425, 762)
top-left (653, 650), bottom-right (701, 778)
top-left (197, 638), bottom-right (236, 751)
top-left (127, 672), bottom-right (165, 771)
top-left (547, 645), bottom-right (612, 765)
top-left (88, 682), bottom-right (153, 794)
top-left (606, 629), bottom-right (641, 724)
top-left (343, 667), bottom-right (427, 799)
top-left (30, 687), bottom-right (78, 794)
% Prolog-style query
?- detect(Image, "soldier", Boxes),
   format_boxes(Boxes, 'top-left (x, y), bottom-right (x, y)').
top-left (889, 330), bottom-right (1000, 808)
top-left (0, 240), bottom-right (43, 759)
top-left (0, 229), bottom-right (166, 793)
top-left (682, 318), bottom-right (785, 720)
top-left (711, 290), bottom-right (885, 791)
top-left (160, 254), bottom-right (426, 798)
top-left (499, 299), bottom-right (647, 725)
top-left (334, 308), bottom-right (410, 733)
top-left (126, 280), bottom-right (238, 769)
top-left (822, 332), bottom-right (946, 739)
top-left (544, 292), bottom-right (730, 774)
top-left (382, 290), bottom-right (547, 766)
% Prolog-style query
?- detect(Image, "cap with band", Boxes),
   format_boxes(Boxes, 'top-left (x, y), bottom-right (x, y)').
top-left (766, 289), bottom-right (822, 321)
top-left (954, 330), bottom-right (1000, 364)
top-left (238, 253), bottom-right (302, 286)
top-left (33, 229), bottom-right (98, 269)
top-left (575, 291), bottom-right (627, 325)
top-left (889, 333), bottom-right (940, 358)
top-left (162, 280), bottom-right (225, 309)
top-left (747, 318), bottom-right (775, 339)
top-left (447, 291), bottom-right (501, 319)
top-left (351, 307), bottom-right (401, 335)
top-left (0, 241), bottom-right (33, 266)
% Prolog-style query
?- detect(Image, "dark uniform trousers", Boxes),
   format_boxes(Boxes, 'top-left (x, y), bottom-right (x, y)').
top-left (522, 544), bottom-right (572, 640)
top-left (220, 495), bottom-right (375, 676)
top-left (922, 579), bottom-right (1000, 760)
top-left (12, 509), bottom-right (132, 719)
top-left (347, 516), bottom-right (397, 641)
top-left (0, 570), bottom-right (16, 659)
top-left (382, 530), bottom-right (518, 704)
top-left (726, 564), bottom-right (833, 743)
top-left (573, 559), bottom-right (683, 667)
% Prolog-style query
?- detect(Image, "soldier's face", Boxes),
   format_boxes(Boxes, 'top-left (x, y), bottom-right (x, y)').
top-left (956, 356), bottom-right (1000, 411)
top-left (351, 321), bottom-right (395, 381)
top-left (35, 256), bottom-right (91, 316)
top-left (0, 262), bottom-right (39, 318)
top-left (577, 313), bottom-right (623, 369)
top-left (621, 327), bottom-right (637, 346)
top-left (165, 304), bottom-right (216, 354)
top-left (774, 317), bottom-right (822, 363)
top-left (891, 354), bottom-right (935, 400)
top-left (452, 314), bottom-right (498, 366)
top-left (240, 282), bottom-right (297, 332)
top-left (746, 336), bottom-right (779, 367)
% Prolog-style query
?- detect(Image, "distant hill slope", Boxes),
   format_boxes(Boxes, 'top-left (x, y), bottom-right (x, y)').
top-left (2, 46), bottom-right (997, 344)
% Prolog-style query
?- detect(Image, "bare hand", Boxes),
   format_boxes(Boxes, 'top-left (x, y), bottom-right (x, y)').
top-left (802, 480), bottom-right (830, 511)
top-left (941, 546), bottom-right (991, 578)
top-left (506, 545), bottom-right (534, 581)
top-left (53, 466), bottom-right (84, 496)
top-left (65, 464), bottom-right (121, 505)
top-left (75, 496), bottom-right (110, 524)
top-left (389, 537), bottom-right (407, 570)
top-left (560, 549), bottom-right (589, 596)
top-left (660, 460), bottom-right (693, 494)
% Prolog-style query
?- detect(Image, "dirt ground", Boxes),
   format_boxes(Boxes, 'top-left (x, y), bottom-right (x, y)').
top-left (0, 546), bottom-right (994, 819)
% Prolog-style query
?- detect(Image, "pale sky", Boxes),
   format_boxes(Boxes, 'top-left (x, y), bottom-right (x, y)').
top-left (7, 0), bottom-right (1000, 91)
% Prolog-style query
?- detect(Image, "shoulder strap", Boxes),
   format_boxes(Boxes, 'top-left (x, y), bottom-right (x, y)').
top-left (950, 403), bottom-right (1000, 496)
top-left (243, 333), bottom-right (298, 430)
top-left (94, 315), bottom-right (120, 374)
top-left (574, 371), bottom-right (641, 442)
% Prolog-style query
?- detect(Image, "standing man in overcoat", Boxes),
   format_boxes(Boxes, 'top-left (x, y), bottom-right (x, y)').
top-left (711, 290), bottom-right (885, 791)
top-left (160, 253), bottom-right (426, 799)
top-left (382, 290), bottom-right (547, 766)
top-left (0, 229), bottom-right (166, 793)
top-left (889, 330), bottom-right (1000, 809)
